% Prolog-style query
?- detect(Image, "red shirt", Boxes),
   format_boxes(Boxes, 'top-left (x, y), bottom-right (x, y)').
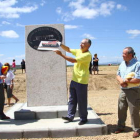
top-left (12, 62), bottom-right (16, 68)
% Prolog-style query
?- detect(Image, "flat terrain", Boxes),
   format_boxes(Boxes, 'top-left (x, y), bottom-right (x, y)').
top-left (3, 66), bottom-right (135, 140)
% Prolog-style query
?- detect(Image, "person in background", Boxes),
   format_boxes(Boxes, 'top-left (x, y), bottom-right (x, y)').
top-left (92, 53), bottom-right (99, 75)
top-left (115, 47), bottom-right (140, 138)
top-left (21, 59), bottom-right (26, 74)
top-left (54, 38), bottom-right (92, 125)
top-left (12, 59), bottom-right (16, 75)
top-left (4, 63), bottom-right (19, 107)
top-left (89, 60), bottom-right (92, 75)
top-left (0, 62), bottom-right (10, 120)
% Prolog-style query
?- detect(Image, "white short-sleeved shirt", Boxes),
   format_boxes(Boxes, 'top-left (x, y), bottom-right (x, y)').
top-left (5, 70), bottom-right (15, 85)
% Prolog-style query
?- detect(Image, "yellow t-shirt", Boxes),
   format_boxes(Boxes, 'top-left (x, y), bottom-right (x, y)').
top-left (70, 49), bottom-right (92, 84)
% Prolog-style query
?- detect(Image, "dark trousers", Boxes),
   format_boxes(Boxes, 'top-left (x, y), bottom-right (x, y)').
top-left (118, 88), bottom-right (140, 132)
top-left (67, 80), bottom-right (88, 121)
top-left (0, 83), bottom-right (5, 119)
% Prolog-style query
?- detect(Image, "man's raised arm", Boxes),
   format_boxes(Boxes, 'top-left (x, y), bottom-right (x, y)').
top-left (59, 42), bottom-right (71, 53)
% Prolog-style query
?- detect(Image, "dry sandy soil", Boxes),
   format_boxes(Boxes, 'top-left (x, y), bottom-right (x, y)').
top-left (3, 66), bottom-right (136, 140)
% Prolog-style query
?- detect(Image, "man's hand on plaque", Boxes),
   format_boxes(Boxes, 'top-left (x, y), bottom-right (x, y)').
top-left (53, 50), bottom-right (62, 56)
top-left (57, 41), bottom-right (62, 46)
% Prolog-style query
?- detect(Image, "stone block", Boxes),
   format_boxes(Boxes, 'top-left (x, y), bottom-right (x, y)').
top-left (23, 129), bottom-right (48, 138)
top-left (0, 130), bottom-right (23, 139)
top-left (15, 110), bottom-right (36, 120)
top-left (36, 111), bottom-right (57, 119)
top-left (77, 125), bottom-right (107, 136)
top-left (25, 24), bottom-right (67, 107)
top-left (49, 127), bottom-right (76, 138)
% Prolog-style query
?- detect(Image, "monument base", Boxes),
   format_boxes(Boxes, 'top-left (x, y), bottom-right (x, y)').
top-left (14, 103), bottom-right (79, 120)
top-left (0, 103), bottom-right (108, 139)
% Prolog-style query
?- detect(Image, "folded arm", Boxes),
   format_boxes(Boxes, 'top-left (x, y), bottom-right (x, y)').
top-left (116, 75), bottom-right (127, 87)
top-left (125, 78), bottom-right (140, 84)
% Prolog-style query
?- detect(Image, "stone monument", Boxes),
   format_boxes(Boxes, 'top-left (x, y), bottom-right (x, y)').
top-left (25, 24), bottom-right (67, 107)
top-left (3, 24), bottom-right (107, 139)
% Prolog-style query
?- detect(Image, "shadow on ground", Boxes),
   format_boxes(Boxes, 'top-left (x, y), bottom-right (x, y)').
top-left (107, 124), bottom-right (132, 134)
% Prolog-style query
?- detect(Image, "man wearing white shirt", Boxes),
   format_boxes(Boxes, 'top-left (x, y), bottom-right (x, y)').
top-left (115, 47), bottom-right (140, 138)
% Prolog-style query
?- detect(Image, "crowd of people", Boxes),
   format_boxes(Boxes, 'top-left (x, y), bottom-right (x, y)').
top-left (1, 39), bottom-right (140, 138)
top-left (54, 40), bottom-right (140, 138)
top-left (4, 62), bottom-right (19, 107)
top-left (0, 59), bottom-right (26, 120)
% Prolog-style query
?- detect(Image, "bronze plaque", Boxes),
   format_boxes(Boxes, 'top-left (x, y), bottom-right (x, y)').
top-left (27, 26), bottom-right (63, 50)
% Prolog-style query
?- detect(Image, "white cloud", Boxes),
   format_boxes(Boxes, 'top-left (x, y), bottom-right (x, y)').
top-left (58, 0), bottom-right (126, 21)
top-left (99, 55), bottom-right (122, 64)
top-left (126, 29), bottom-right (140, 38)
top-left (99, 1), bottom-right (115, 16)
top-left (65, 25), bottom-right (78, 29)
top-left (56, 7), bottom-right (62, 14)
top-left (72, 7), bottom-right (99, 19)
top-left (62, 12), bottom-right (75, 22)
top-left (0, 0), bottom-right (38, 18)
top-left (82, 33), bottom-right (96, 40)
top-left (116, 4), bottom-right (127, 10)
top-left (0, 54), bottom-right (4, 57)
top-left (40, 0), bottom-right (46, 6)
top-left (0, 0), bottom-right (17, 7)
top-left (16, 23), bottom-right (24, 27)
top-left (6, 57), bottom-right (14, 60)
top-left (89, 0), bottom-right (99, 8)
top-left (2, 21), bottom-right (11, 25)
top-left (69, 0), bottom-right (85, 9)
top-left (15, 54), bottom-right (25, 58)
top-left (69, 0), bottom-right (116, 18)
top-left (0, 30), bottom-right (19, 38)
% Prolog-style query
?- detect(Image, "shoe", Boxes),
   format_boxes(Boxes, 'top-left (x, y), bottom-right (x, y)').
top-left (62, 116), bottom-right (73, 122)
top-left (1, 116), bottom-right (10, 120)
top-left (133, 131), bottom-right (140, 138)
top-left (78, 120), bottom-right (88, 125)
top-left (15, 99), bottom-right (19, 103)
top-left (114, 128), bottom-right (124, 134)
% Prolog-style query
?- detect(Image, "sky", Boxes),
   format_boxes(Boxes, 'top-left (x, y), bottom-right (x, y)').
top-left (0, 0), bottom-right (140, 65)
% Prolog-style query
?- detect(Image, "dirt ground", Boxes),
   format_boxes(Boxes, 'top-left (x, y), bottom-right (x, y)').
top-left (3, 66), bottom-right (136, 140)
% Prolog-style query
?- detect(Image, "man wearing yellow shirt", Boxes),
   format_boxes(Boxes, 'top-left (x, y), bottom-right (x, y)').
top-left (54, 38), bottom-right (92, 125)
